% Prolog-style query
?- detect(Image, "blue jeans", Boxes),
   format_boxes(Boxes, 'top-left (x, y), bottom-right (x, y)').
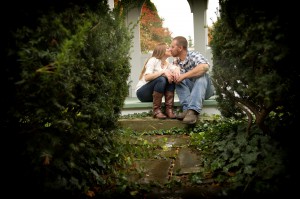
top-left (136, 76), bottom-right (175, 102)
top-left (175, 73), bottom-right (215, 113)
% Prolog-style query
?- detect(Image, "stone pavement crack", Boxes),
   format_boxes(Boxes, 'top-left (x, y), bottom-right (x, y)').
top-left (167, 147), bottom-right (179, 181)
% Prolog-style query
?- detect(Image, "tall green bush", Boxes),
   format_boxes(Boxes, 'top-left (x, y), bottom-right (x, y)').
top-left (207, 0), bottom-right (298, 196)
top-left (2, 0), bottom-right (133, 197)
top-left (210, 0), bottom-right (297, 134)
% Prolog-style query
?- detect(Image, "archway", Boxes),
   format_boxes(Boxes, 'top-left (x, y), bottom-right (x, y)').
top-left (109, 0), bottom-right (211, 97)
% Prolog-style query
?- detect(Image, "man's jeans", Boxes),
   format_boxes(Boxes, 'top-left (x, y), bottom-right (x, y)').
top-left (175, 73), bottom-right (215, 113)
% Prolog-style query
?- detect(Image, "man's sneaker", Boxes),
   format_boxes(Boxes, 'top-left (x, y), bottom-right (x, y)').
top-left (182, 110), bottom-right (199, 124)
top-left (176, 110), bottom-right (188, 120)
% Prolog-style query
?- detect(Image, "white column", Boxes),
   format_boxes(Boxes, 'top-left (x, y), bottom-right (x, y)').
top-left (126, 6), bottom-right (143, 97)
top-left (188, 0), bottom-right (207, 54)
top-left (188, 0), bottom-right (212, 67)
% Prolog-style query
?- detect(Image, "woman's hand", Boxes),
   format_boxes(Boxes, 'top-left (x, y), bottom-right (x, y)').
top-left (172, 67), bottom-right (181, 83)
top-left (164, 70), bottom-right (175, 84)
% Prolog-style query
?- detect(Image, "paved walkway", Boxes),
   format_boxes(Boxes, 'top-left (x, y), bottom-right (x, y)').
top-left (119, 118), bottom-right (223, 198)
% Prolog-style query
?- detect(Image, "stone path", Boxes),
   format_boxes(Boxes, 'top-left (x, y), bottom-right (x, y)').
top-left (119, 118), bottom-right (223, 198)
top-left (133, 135), bottom-right (201, 183)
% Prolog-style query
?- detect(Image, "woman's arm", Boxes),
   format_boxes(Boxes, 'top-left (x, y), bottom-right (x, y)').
top-left (144, 71), bottom-right (164, 81)
top-left (144, 58), bottom-right (165, 81)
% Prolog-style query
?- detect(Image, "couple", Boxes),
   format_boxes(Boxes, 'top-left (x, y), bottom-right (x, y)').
top-left (135, 36), bottom-right (215, 124)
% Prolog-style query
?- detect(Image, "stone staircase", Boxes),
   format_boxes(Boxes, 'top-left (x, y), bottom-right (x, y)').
top-left (120, 95), bottom-right (219, 132)
top-left (121, 96), bottom-right (219, 116)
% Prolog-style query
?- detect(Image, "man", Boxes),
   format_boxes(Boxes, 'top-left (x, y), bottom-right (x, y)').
top-left (170, 36), bottom-right (215, 124)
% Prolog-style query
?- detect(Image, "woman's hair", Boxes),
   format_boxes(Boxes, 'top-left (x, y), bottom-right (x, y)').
top-left (152, 43), bottom-right (168, 59)
top-left (173, 36), bottom-right (188, 50)
top-left (138, 43), bottom-right (167, 80)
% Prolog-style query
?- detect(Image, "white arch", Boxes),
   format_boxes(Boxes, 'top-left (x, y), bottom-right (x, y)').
top-left (109, 0), bottom-right (212, 97)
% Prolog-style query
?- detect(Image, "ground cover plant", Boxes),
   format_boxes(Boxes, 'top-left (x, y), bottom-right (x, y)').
top-left (114, 113), bottom-right (295, 198)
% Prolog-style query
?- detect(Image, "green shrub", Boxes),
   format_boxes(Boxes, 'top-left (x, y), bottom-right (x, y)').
top-left (210, 0), bottom-right (297, 134)
top-left (2, 1), bottom-right (133, 197)
top-left (190, 117), bottom-right (293, 197)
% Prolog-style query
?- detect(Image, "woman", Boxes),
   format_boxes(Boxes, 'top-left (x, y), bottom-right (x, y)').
top-left (135, 43), bottom-right (179, 119)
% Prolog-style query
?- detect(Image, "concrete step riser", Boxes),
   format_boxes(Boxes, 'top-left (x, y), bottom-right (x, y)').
top-left (118, 118), bottom-right (187, 132)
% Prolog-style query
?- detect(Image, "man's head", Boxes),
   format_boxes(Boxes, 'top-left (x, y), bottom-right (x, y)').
top-left (170, 36), bottom-right (188, 57)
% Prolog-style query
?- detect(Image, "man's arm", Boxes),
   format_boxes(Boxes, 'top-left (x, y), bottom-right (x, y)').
top-left (184, 63), bottom-right (209, 78)
top-left (174, 63), bottom-right (209, 83)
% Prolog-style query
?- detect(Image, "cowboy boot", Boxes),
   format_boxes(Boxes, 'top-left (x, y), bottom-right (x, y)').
top-left (164, 91), bottom-right (176, 119)
top-left (152, 91), bottom-right (167, 119)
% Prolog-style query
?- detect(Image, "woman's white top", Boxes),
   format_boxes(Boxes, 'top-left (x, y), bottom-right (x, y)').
top-left (135, 57), bottom-right (177, 93)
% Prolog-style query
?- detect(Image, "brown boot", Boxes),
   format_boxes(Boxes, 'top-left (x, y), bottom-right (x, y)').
top-left (152, 91), bottom-right (167, 119)
top-left (164, 91), bottom-right (176, 119)
top-left (182, 109), bottom-right (199, 124)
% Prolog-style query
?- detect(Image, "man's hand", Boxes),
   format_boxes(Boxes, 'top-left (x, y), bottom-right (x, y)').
top-left (173, 64), bottom-right (209, 84)
top-left (174, 73), bottom-right (185, 84)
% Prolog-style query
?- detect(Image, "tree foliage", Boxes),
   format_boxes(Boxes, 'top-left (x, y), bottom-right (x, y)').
top-left (140, 0), bottom-right (172, 53)
top-left (210, 0), bottom-right (298, 134)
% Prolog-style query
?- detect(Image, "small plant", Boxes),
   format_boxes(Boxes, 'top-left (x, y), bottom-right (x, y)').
top-left (119, 111), bottom-right (152, 119)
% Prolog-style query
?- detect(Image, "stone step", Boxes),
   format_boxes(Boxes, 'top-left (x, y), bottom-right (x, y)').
top-left (118, 115), bottom-right (214, 132)
top-left (118, 117), bottom-right (186, 132)
top-left (121, 96), bottom-right (220, 116)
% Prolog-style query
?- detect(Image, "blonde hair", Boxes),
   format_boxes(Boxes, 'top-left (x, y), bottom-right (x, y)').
top-left (138, 43), bottom-right (168, 80)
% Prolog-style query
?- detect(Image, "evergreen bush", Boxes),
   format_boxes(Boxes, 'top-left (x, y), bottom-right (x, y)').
top-left (2, 0), bottom-right (133, 197)
top-left (210, 0), bottom-right (297, 134)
